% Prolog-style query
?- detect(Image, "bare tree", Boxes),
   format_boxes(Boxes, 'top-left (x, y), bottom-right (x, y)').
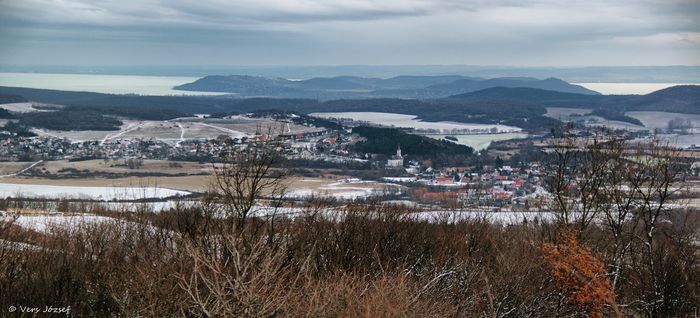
top-left (547, 127), bottom-right (695, 315)
top-left (210, 127), bottom-right (288, 236)
top-left (548, 127), bottom-right (620, 235)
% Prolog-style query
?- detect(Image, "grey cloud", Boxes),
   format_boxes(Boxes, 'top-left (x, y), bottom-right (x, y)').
top-left (0, 0), bottom-right (698, 66)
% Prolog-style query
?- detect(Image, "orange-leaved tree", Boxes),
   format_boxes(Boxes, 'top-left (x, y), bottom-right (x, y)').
top-left (541, 231), bottom-right (619, 318)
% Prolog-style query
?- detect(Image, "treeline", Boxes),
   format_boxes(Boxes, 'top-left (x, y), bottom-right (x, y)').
top-left (13, 106), bottom-right (189, 131)
top-left (0, 108), bottom-right (12, 119)
top-left (0, 121), bottom-right (36, 137)
top-left (248, 109), bottom-right (343, 130)
top-left (19, 108), bottom-right (122, 131)
top-left (0, 93), bottom-right (27, 104)
top-left (352, 126), bottom-right (473, 158)
top-left (590, 108), bottom-right (643, 125)
top-left (67, 106), bottom-right (188, 120)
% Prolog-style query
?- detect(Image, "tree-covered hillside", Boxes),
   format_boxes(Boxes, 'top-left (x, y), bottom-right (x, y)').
top-left (352, 126), bottom-right (473, 157)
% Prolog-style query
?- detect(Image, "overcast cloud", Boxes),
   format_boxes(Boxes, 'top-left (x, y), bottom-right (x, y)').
top-left (0, 0), bottom-right (698, 66)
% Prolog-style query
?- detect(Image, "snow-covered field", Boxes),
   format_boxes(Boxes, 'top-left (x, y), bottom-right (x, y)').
top-left (427, 133), bottom-right (529, 150)
top-left (544, 107), bottom-right (592, 120)
top-left (310, 112), bottom-right (521, 133)
top-left (0, 102), bottom-right (50, 113)
top-left (625, 111), bottom-right (700, 131)
top-left (586, 119), bottom-right (646, 131)
top-left (12, 213), bottom-right (116, 232)
top-left (630, 134), bottom-right (700, 149)
top-left (286, 179), bottom-right (403, 200)
top-left (0, 183), bottom-right (190, 200)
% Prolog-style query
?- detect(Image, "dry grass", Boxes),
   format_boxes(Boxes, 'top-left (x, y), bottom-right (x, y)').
top-left (0, 202), bottom-right (697, 317)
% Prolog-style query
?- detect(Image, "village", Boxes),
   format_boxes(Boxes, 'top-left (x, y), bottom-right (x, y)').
top-left (5, 112), bottom-right (684, 212)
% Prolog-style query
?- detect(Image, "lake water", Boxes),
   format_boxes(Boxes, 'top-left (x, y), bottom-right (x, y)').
top-left (0, 72), bottom-right (225, 96)
top-left (0, 72), bottom-right (694, 96)
top-left (575, 83), bottom-right (699, 95)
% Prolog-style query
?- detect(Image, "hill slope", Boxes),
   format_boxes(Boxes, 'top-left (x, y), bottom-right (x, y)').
top-left (174, 75), bottom-right (600, 98)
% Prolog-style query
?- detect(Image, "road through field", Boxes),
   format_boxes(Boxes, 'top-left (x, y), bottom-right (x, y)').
top-left (0, 160), bottom-right (44, 178)
top-left (101, 122), bottom-right (144, 145)
top-left (175, 122), bottom-right (186, 147)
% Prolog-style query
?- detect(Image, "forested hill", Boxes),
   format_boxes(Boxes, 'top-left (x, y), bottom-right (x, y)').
top-left (447, 86), bottom-right (700, 114)
top-left (173, 75), bottom-right (599, 98)
top-left (0, 85), bottom-right (697, 132)
top-left (0, 93), bottom-right (28, 104)
top-left (351, 126), bottom-right (473, 158)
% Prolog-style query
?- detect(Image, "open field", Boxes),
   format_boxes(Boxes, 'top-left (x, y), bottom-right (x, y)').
top-left (1, 159), bottom-right (391, 198)
top-left (630, 134), bottom-right (700, 149)
top-left (0, 183), bottom-right (189, 200)
top-left (546, 109), bottom-right (700, 134)
top-left (10, 213), bottom-right (118, 232)
top-left (545, 107), bottom-right (648, 131)
top-left (31, 117), bottom-right (323, 143)
top-left (0, 159), bottom-right (214, 192)
top-left (0, 160), bottom-right (400, 200)
top-left (8, 159), bottom-right (210, 175)
top-left (0, 162), bottom-right (36, 176)
top-left (0, 102), bottom-right (53, 113)
top-left (427, 133), bottom-right (528, 151)
top-left (544, 107), bottom-right (593, 120)
top-left (625, 111), bottom-right (700, 131)
top-left (285, 178), bottom-right (404, 200)
top-left (0, 175), bottom-right (211, 192)
top-left (586, 119), bottom-right (646, 131)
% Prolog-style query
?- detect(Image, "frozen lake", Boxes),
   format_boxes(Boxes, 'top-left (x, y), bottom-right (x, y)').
top-left (0, 72), bottom-right (227, 96)
top-left (310, 112), bottom-right (522, 133)
top-left (575, 83), bottom-right (699, 95)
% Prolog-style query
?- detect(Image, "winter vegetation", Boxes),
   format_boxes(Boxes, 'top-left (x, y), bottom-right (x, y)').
top-left (0, 131), bottom-right (697, 317)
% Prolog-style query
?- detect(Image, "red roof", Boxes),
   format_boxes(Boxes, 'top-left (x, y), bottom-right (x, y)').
top-left (423, 192), bottom-right (458, 200)
top-left (435, 176), bottom-right (453, 182)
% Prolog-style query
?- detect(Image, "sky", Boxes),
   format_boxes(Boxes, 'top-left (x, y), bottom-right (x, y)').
top-left (0, 0), bottom-right (699, 67)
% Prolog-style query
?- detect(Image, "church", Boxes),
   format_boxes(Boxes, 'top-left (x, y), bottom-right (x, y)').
top-left (386, 145), bottom-right (404, 168)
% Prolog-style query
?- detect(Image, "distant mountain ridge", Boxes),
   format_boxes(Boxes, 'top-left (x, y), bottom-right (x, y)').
top-left (174, 75), bottom-right (600, 98)
top-left (1, 84), bottom-right (697, 132)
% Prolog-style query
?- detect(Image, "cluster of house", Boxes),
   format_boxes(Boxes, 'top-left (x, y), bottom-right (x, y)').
top-left (0, 136), bottom-right (176, 161)
top-left (0, 127), bottom-right (349, 163)
top-left (383, 162), bottom-right (552, 211)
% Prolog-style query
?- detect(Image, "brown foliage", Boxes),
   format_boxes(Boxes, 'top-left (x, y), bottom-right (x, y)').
top-left (541, 231), bottom-right (617, 318)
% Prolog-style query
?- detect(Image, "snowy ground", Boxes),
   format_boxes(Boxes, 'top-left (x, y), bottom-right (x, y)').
top-left (0, 183), bottom-right (190, 200)
top-left (0, 102), bottom-right (50, 113)
top-left (11, 213), bottom-right (116, 232)
top-left (625, 111), bottom-right (700, 131)
top-left (285, 179), bottom-right (404, 200)
top-left (310, 112), bottom-right (521, 133)
top-left (427, 133), bottom-right (529, 151)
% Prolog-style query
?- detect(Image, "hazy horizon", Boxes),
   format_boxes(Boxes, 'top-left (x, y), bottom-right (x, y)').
top-left (1, 64), bottom-right (699, 83)
top-left (1, 0), bottom-right (699, 67)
